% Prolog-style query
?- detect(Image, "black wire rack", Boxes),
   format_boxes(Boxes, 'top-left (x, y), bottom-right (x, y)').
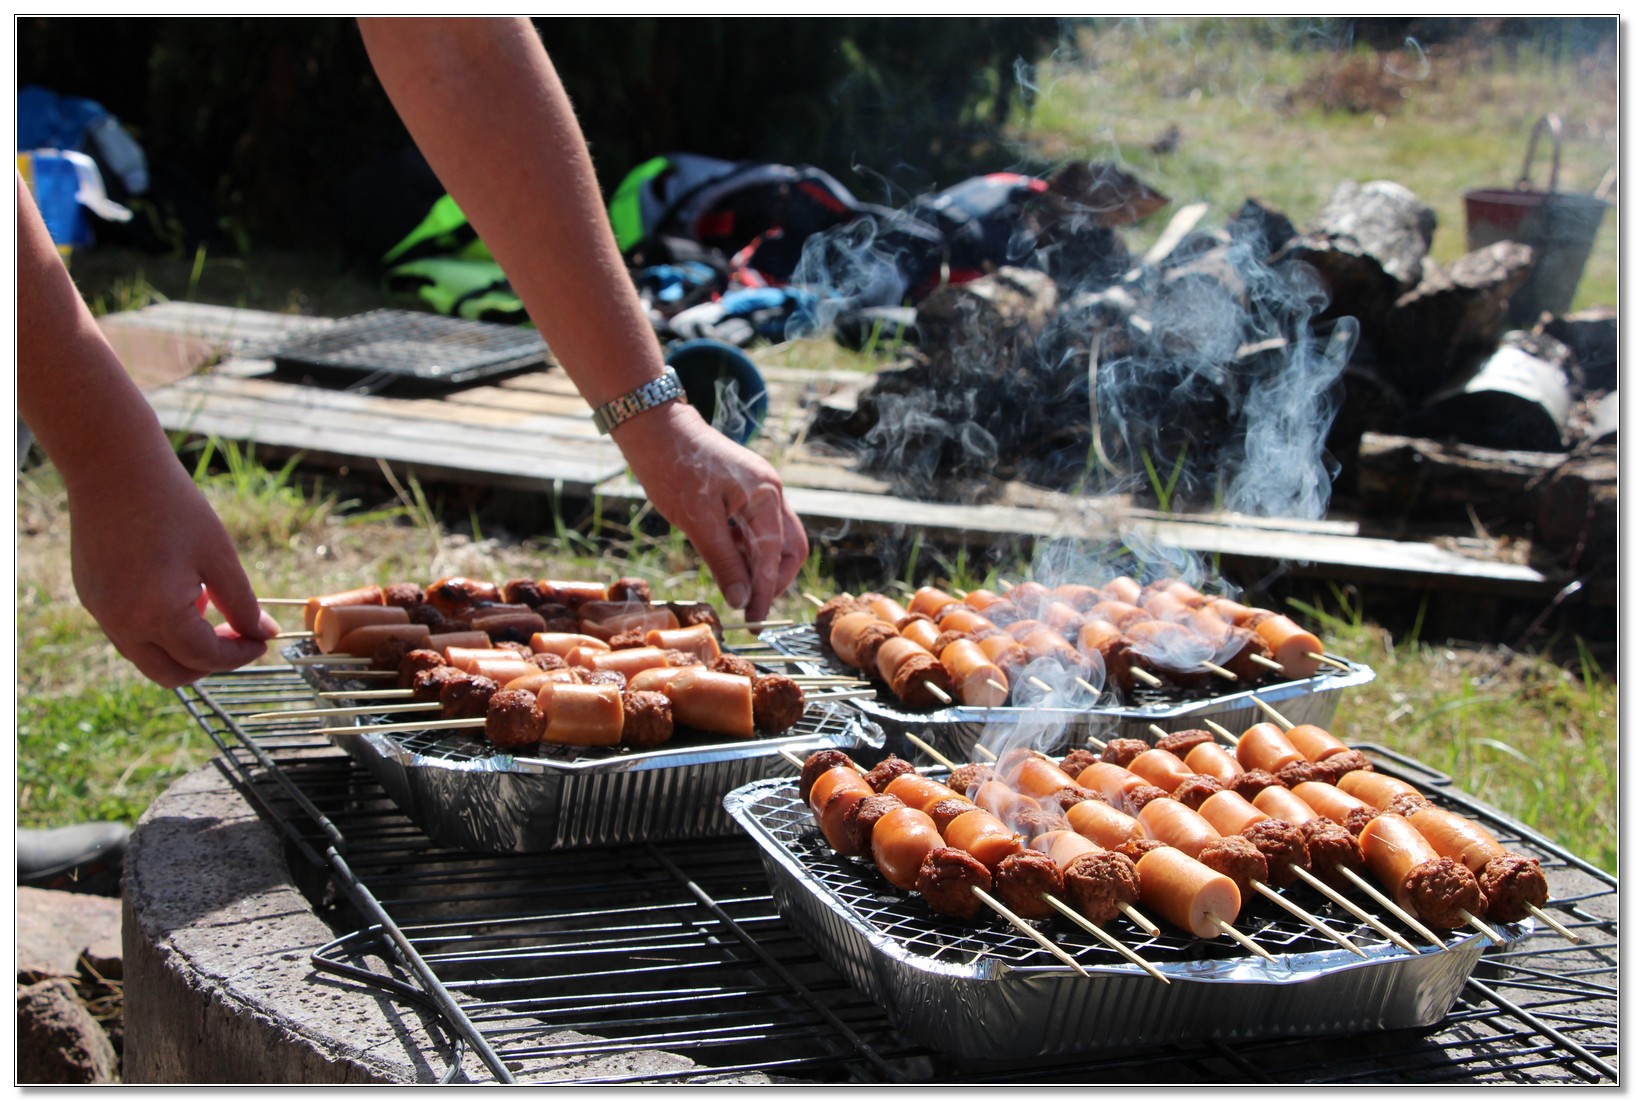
top-left (176, 665), bottom-right (1619, 1085)
top-left (265, 309), bottom-right (548, 393)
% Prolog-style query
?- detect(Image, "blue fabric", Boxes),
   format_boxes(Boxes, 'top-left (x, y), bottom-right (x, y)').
top-left (17, 86), bottom-right (109, 152)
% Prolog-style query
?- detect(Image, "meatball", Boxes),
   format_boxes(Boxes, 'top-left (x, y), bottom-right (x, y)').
top-left (814, 595), bottom-right (867, 644)
top-left (1170, 773), bottom-right (1225, 810)
top-left (670, 601), bottom-right (724, 639)
top-left (709, 653), bottom-right (758, 680)
top-left (485, 688), bottom-right (543, 749)
top-left (888, 651), bottom-right (956, 712)
top-left (396, 648), bottom-right (448, 690)
top-left (495, 640), bottom-right (532, 656)
top-left (915, 847), bottom-right (992, 920)
top-left (1198, 835), bottom-right (1269, 895)
top-left (1277, 759), bottom-right (1329, 788)
top-left (528, 652), bottom-right (568, 671)
top-left (664, 649), bottom-right (704, 668)
top-left (1387, 792), bottom-right (1432, 817)
top-left (620, 690), bottom-right (674, 749)
top-left (840, 794), bottom-right (905, 857)
top-left (1321, 749), bottom-right (1374, 780)
top-left (1299, 817), bottom-right (1365, 888)
top-left (994, 850), bottom-right (1063, 920)
top-left (1240, 818), bottom-right (1311, 887)
top-left (1098, 738), bottom-right (1150, 769)
top-left (862, 754), bottom-right (916, 793)
top-left (925, 798), bottom-right (976, 833)
top-left (371, 636), bottom-right (416, 673)
top-left (500, 579), bottom-right (550, 608)
top-left (1122, 784), bottom-right (1170, 814)
top-left (750, 674), bottom-right (806, 735)
top-left (948, 763), bottom-right (995, 797)
top-left (1010, 805), bottom-right (1067, 841)
top-left (382, 581), bottom-right (425, 609)
top-left (1230, 769), bottom-right (1286, 801)
top-left (1478, 853), bottom-right (1550, 924)
top-left (1217, 630), bottom-right (1275, 682)
top-left (930, 630), bottom-right (971, 655)
top-left (1113, 837), bottom-right (1168, 862)
top-left (607, 631), bottom-right (648, 650)
top-left (852, 622), bottom-right (901, 676)
top-left (1061, 850), bottom-right (1140, 924)
top-left (607, 576), bottom-right (653, 604)
top-left (799, 750), bottom-right (858, 804)
top-left (1042, 784), bottom-right (1101, 814)
top-left (581, 669), bottom-right (628, 691)
top-left (1058, 748), bottom-right (1099, 779)
top-left (1404, 857), bottom-right (1487, 930)
top-left (411, 664), bottom-right (469, 704)
top-left (439, 674), bottom-right (499, 721)
top-left (406, 603), bottom-right (449, 630)
top-left (1343, 806), bottom-right (1382, 837)
top-left (1154, 729), bottom-right (1214, 759)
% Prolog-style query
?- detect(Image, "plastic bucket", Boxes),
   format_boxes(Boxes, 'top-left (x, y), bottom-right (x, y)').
top-left (664, 339), bottom-right (769, 445)
top-left (1463, 114), bottom-right (1609, 325)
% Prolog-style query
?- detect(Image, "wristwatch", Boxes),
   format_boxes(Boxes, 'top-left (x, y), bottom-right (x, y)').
top-left (590, 367), bottom-right (685, 435)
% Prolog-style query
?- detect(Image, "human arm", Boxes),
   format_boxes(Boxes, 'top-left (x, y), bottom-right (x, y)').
top-left (16, 174), bottom-right (279, 687)
top-left (356, 17), bottom-right (807, 622)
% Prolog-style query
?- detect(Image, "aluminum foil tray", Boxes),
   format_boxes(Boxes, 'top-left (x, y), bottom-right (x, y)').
top-left (284, 646), bottom-right (883, 853)
top-left (759, 623), bottom-right (1375, 763)
top-left (723, 774), bottom-right (1521, 1061)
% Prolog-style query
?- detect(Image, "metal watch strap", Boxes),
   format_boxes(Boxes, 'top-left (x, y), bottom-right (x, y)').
top-left (590, 367), bottom-right (685, 435)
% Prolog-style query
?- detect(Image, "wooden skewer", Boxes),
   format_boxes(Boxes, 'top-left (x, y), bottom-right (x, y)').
top-left (320, 688), bottom-right (413, 699)
top-left (806, 690), bottom-right (878, 703)
top-left (1085, 735), bottom-right (1106, 750)
top-left (1200, 660), bottom-right (1238, 682)
top-left (319, 669), bottom-right (400, 678)
top-left (802, 593), bottom-right (825, 608)
top-left (1202, 718), bottom-right (1239, 746)
top-left (1148, 724), bottom-right (1168, 740)
top-left (245, 702), bottom-right (440, 721)
top-left (1129, 666), bottom-right (1163, 689)
top-left (777, 747), bottom-right (806, 771)
top-left (297, 716), bottom-right (486, 738)
top-left (258, 598), bottom-right (309, 606)
top-left (274, 631), bottom-right (315, 640)
top-left (971, 886), bottom-right (1093, 979)
top-left (986, 679), bottom-right (1010, 695)
top-left (973, 744), bottom-right (996, 761)
top-left (1526, 902), bottom-right (1584, 944)
top-left (720, 619), bottom-right (797, 631)
top-left (997, 579), bottom-right (1014, 591)
top-left (287, 654), bottom-right (373, 665)
top-left (787, 676), bottom-right (871, 686)
top-left (1073, 677), bottom-right (1102, 698)
top-left (1040, 895), bottom-right (1170, 984)
top-left (1207, 913), bottom-right (1276, 962)
top-left (1337, 867), bottom-right (1448, 949)
top-left (925, 682), bottom-right (954, 706)
top-left (728, 652), bottom-right (804, 662)
top-left (1117, 901), bottom-right (1162, 937)
top-left (1459, 909), bottom-right (1509, 944)
top-left (1289, 866), bottom-right (1419, 954)
top-left (1249, 653), bottom-right (1285, 673)
top-left (1249, 880), bottom-right (1366, 957)
top-left (1308, 652), bottom-right (1352, 672)
top-left (1027, 676), bottom-right (1054, 694)
top-left (903, 731), bottom-right (958, 771)
top-left (1249, 696), bottom-right (1296, 731)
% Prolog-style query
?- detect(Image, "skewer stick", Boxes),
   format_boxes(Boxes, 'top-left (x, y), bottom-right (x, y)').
top-left (1085, 735), bottom-right (1106, 750)
top-left (1337, 867), bottom-right (1447, 949)
top-left (787, 676), bottom-right (872, 686)
top-left (986, 679), bottom-right (1010, 695)
top-left (1289, 866), bottom-right (1419, 954)
top-left (1073, 677), bottom-right (1102, 699)
top-left (1459, 909), bottom-right (1509, 944)
top-left (320, 689), bottom-right (413, 699)
top-left (1201, 718), bottom-right (1239, 746)
top-left (777, 747), bottom-right (806, 770)
top-left (1129, 666), bottom-right (1163, 689)
top-left (720, 619), bottom-right (796, 631)
top-left (1027, 676), bottom-right (1055, 694)
top-left (1250, 880), bottom-right (1366, 957)
top-left (319, 669), bottom-right (400, 678)
top-left (973, 744), bottom-right (996, 761)
top-left (1041, 895), bottom-right (1169, 984)
top-left (287, 654), bottom-right (373, 665)
top-left (1206, 913), bottom-right (1276, 962)
top-left (902, 731), bottom-right (958, 772)
top-left (1200, 660), bottom-right (1238, 682)
top-left (1117, 902), bottom-right (1162, 937)
top-left (1526, 902), bottom-right (1584, 944)
top-left (274, 631), bottom-right (315, 640)
top-left (802, 593), bottom-right (825, 609)
top-left (1249, 696), bottom-right (1297, 731)
top-left (1148, 724), bottom-right (1168, 740)
top-left (297, 716), bottom-right (486, 738)
top-left (245, 702), bottom-right (440, 721)
top-left (1308, 652), bottom-right (1351, 672)
top-left (925, 682), bottom-right (954, 706)
top-left (258, 598), bottom-right (309, 606)
top-left (806, 690), bottom-right (878, 703)
top-left (971, 886), bottom-right (1093, 978)
top-left (1249, 653), bottom-right (1285, 673)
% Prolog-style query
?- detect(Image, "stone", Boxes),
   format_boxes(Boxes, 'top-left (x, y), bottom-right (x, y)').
top-left (17, 977), bottom-right (120, 1084)
top-left (16, 885), bottom-right (123, 983)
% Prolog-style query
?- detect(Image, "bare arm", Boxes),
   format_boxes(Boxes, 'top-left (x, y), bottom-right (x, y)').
top-left (357, 17), bottom-right (807, 621)
top-left (17, 175), bottom-right (279, 686)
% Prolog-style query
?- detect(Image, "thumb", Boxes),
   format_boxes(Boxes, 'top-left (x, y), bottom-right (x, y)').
top-left (687, 522), bottom-right (753, 613)
top-left (200, 547), bottom-right (278, 642)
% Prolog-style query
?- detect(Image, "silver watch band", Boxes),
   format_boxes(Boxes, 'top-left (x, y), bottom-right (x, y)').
top-left (590, 367), bottom-right (685, 435)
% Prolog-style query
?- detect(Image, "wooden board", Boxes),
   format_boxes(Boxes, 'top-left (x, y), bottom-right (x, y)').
top-left (107, 303), bottom-right (1559, 599)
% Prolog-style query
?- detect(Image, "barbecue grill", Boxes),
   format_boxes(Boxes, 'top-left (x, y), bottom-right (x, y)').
top-left (160, 663), bottom-right (1617, 1085)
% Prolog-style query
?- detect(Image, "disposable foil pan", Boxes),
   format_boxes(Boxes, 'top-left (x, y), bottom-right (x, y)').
top-left (758, 623), bottom-right (1375, 762)
top-left (724, 775), bottom-right (1521, 1061)
top-left (284, 646), bottom-right (883, 853)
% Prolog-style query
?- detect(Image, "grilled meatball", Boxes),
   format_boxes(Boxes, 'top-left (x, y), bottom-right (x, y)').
top-left (495, 640), bottom-right (533, 656)
top-left (710, 653), bottom-right (758, 680)
top-left (926, 798), bottom-right (976, 833)
top-left (1299, 817), bottom-right (1365, 888)
top-left (406, 603), bottom-right (449, 630)
top-left (852, 622), bottom-right (901, 676)
top-left (1405, 857), bottom-right (1487, 929)
top-left (440, 674), bottom-right (499, 720)
top-left (1122, 784), bottom-right (1170, 814)
top-left (607, 631), bottom-right (648, 650)
top-left (670, 600), bottom-right (723, 639)
top-left (979, 598), bottom-right (1021, 626)
top-left (1241, 818), bottom-right (1310, 887)
top-left (1387, 792), bottom-right (1432, 817)
top-left (1042, 784), bottom-right (1101, 814)
top-left (862, 754), bottom-right (916, 793)
top-left (915, 847), bottom-right (992, 920)
top-left (528, 652), bottom-right (568, 671)
top-left (994, 850), bottom-right (1063, 920)
top-left (840, 794), bottom-right (905, 857)
top-left (383, 582), bottom-right (425, 609)
top-left (799, 750), bottom-right (859, 804)
top-left (1343, 806), bottom-right (1382, 837)
top-left (1230, 769), bottom-right (1286, 801)
top-left (1011, 805), bottom-right (1068, 841)
top-left (485, 688), bottom-right (543, 749)
top-left (1061, 850), bottom-right (1140, 924)
top-left (500, 579), bottom-right (550, 608)
top-left (751, 674), bottom-right (806, 735)
top-left (1277, 758), bottom-right (1329, 788)
top-left (948, 763), bottom-right (995, 797)
top-left (1321, 749), bottom-right (1374, 780)
top-left (371, 636), bottom-right (417, 673)
top-left (664, 649), bottom-right (705, 668)
top-left (930, 630), bottom-right (971, 656)
top-left (581, 669), bottom-right (628, 691)
top-left (1154, 729), bottom-right (1214, 758)
top-left (1113, 837), bottom-right (1168, 862)
top-left (620, 690), bottom-right (674, 749)
top-left (1216, 629), bottom-right (1274, 682)
top-left (1098, 738), bottom-right (1150, 769)
top-left (1198, 834), bottom-right (1269, 895)
top-left (396, 647), bottom-right (448, 690)
top-left (411, 664), bottom-right (469, 703)
top-left (1478, 853), bottom-right (1549, 924)
top-left (607, 576), bottom-right (653, 604)
top-left (1170, 773), bottom-right (1226, 810)
top-left (1059, 747), bottom-right (1099, 779)
top-left (814, 595), bottom-right (867, 644)
top-left (888, 651), bottom-right (956, 712)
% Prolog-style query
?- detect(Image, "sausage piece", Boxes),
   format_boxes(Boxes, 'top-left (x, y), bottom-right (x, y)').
top-left (871, 807), bottom-right (944, 891)
top-left (1064, 798), bottom-right (1146, 849)
top-left (538, 682), bottom-right (624, 747)
top-left (1234, 722), bottom-right (1306, 773)
top-left (1134, 846), bottom-right (1241, 939)
top-left (664, 668), bottom-right (755, 739)
top-left (1136, 797), bottom-right (1223, 859)
top-left (1358, 813), bottom-right (1484, 928)
top-left (1283, 723), bottom-right (1348, 762)
top-left (942, 808), bottom-right (1024, 869)
top-left (314, 603), bottom-right (409, 652)
top-left (1406, 806), bottom-right (1509, 875)
top-left (302, 584), bottom-right (386, 631)
top-left (938, 638), bottom-right (1010, 706)
top-left (1251, 614), bottom-right (1324, 680)
top-left (1196, 789), bottom-right (1271, 837)
top-left (1292, 781), bottom-right (1380, 836)
top-left (1338, 771), bottom-right (1425, 809)
top-left (1184, 741), bottom-right (1247, 784)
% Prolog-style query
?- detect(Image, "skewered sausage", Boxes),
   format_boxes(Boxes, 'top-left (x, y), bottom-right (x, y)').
top-left (302, 584), bottom-right (387, 631)
top-left (1136, 797), bottom-right (1222, 859)
top-left (1357, 813), bottom-right (1485, 929)
top-left (1291, 781), bottom-right (1381, 836)
top-left (1064, 798), bottom-right (1146, 849)
top-left (942, 807), bottom-right (1025, 869)
top-left (1184, 741), bottom-right (1246, 785)
top-left (938, 638), bottom-right (1010, 706)
top-left (334, 623), bottom-right (432, 658)
top-left (1283, 723), bottom-right (1349, 762)
top-left (871, 807), bottom-right (944, 891)
top-left (1133, 845), bottom-right (1241, 939)
top-left (874, 636), bottom-right (956, 711)
top-left (663, 668), bottom-right (755, 739)
top-left (1249, 614), bottom-right (1324, 680)
top-left (1196, 789), bottom-right (1270, 837)
top-left (840, 793), bottom-right (907, 857)
top-left (1235, 722), bottom-right (1306, 773)
top-left (1338, 771), bottom-right (1425, 810)
top-left (314, 603), bottom-right (408, 651)
top-left (538, 682), bottom-right (624, 747)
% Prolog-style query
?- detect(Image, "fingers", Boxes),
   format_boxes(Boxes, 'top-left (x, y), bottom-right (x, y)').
top-left (734, 484), bottom-right (808, 623)
top-left (200, 545), bottom-right (279, 642)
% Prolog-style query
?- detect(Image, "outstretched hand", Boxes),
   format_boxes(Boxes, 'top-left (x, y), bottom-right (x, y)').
top-left (64, 439), bottom-right (279, 688)
top-left (611, 401), bottom-right (807, 624)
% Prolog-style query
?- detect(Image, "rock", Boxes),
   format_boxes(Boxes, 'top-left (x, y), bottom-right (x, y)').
top-left (17, 977), bottom-right (120, 1083)
top-left (16, 886), bottom-right (123, 983)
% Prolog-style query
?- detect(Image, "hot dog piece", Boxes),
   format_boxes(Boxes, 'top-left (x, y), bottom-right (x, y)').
top-left (942, 807), bottom-right (1025, 869)
top-left (976, 633), bottom-right (1030, 679)
top-left (543, 580), bottom-right (610, 608)
top-left (584, 646), bottom-right (672, 679)
top-left (874, 636), bottom-right (957, 711)
top-left (1064, 798), bottom-right (1146, 849)
top-left (808, 764), bottom-right (874, 815)
top-left (581, 608), bottom-right (681, 642)
top-left (333, 623), bottom-right (432, 658)
top-left (503, 668), bottom-right (578, 695)
top-left (1018, 627), bottom-right (1082, 667)
top-left (828, 611), bottom-right (899, 671)
top-left (896, 615), bottom-right (942, 653)
top-left (1137, 797), bottom-right (1223, 859)
top-left (937, 607), bottom-right (999, 637)
top-left (963, 588), bottom-right (1003, 611)
top-left (314, 604), bottom-right (411, 653)
top-left (1292, 781), bottom-right (1381, 836)
top-left (859, 592), bottom-right (911, 626)
top-left (811, 768), bottom-right (878, 853)
top-left (1033, 829), bottom-right (1102, 871)
top-left (538, 682), bottom-right (624, 747)
top-left (1358, 813), bottom-right (1485, 928)
top-left (871, 807), bottom-right (944, 891)
top-left (664, 668), bottom-right (755, 739)
top-left (906, 585), bottom-right (962, 620)
top-left (444, 646), bottom-right (525, 673)
top-left (1196, 789), bottom-right (1271, 837)
top-left (1283, 723), bottom-right (1349, 762)
top-left (883, 772), bottom-right (968, 813)
top-left (467, 657), bottom-right (548, 684)
top-left (530, 632), bottom-right (611, 659)
top-left (1126, 749), bottom-right (1195, 793)
top-left (1100, 576), bottom-right (1143, 604)
top-left (303, 584), bottom-right (386, 631)
top-left (465, 608), bottom-right (548, 645)
top-left (915, 847), bottom-right (993, 919)
top-left (930, 640), bottom-right (1004, 707)
top-left (1338, 771), bottom-right (1425, 809)
top-left (425, 576), bottom-right (502, 617)
top-left (1235, 722), bottom-right (1307, 773)
top-left (627, 667), bottom-right (686, 694)
top-left (645, 623), bottom-right (722, 664)
top-left (1251, 614), bottom-right (1324, 680)
top-left (799, 750), bottom-right (862, 804)
top-left (1133, 845), bottom-right (1241, 938)
top-left (424, 630), bottom-right (493, 653)
top-left (972, 781), bottom-right (1044, 828)
top-left (1251, 784), bottom-right (1322, 827)
top-left (1406, 806), bottom-right (1509, 874)
top-left (1007, 756), bottom-right (1081, 801)
top-left (1075, 761), bottom-right (1151, 809)
top-left (1184, 741), bottom-right (1247, 785)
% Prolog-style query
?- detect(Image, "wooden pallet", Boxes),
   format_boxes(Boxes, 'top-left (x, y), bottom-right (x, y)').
top-left (107, 303), bottom-right (1558, 599)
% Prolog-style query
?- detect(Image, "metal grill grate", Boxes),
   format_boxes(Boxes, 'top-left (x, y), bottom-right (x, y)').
top-left (176, 666), bottom-right (1619, 1085)
top-left (266, 309), bottom-right (549, 392)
